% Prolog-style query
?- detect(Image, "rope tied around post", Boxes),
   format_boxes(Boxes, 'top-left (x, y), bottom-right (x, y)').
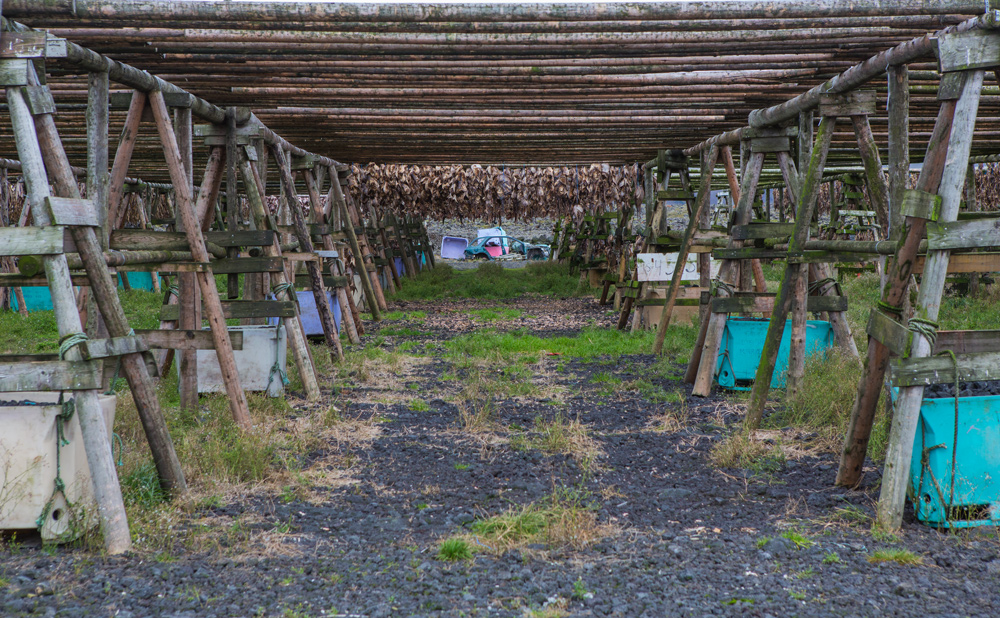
top-left (710, 278), bottom-right (735, 297)
top-left (908, 317), bottom-right (939, 353)
top-left (271, 282), bottom-right (294, 298)
top-left (58, 332), bottom-right (88, 360)
top-left (876, 300), bottom-right (904, 316)
top-left (35, 392), bottom-right (77, 531)
top-left (808, 277), bottom-right (840, 296)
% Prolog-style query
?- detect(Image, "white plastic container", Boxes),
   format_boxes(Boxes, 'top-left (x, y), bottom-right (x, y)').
top-left (189, 324), bottom-right (287, 397)
top-left (0, 392), bottom-right (116, 541)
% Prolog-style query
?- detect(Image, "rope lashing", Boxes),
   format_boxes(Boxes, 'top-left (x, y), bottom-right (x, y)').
top-left (104, 329), bottom-right (135, 395)
top-left (876, 300), bottom-right (903, 316)
top-left (908, 317), bottom-right (939, 353)
top-left (808, 277), bottom-right (839, 296)
top-left (166, 284), bottom-right (181, 299)
top-left (58, 332), bottom-right (88, 360)
top-left (36, 392), bottom-right (76, 530)
top-left (271, 282), bottom-right (294, 298)
top-left (711, 278), bottom-right (735, 297)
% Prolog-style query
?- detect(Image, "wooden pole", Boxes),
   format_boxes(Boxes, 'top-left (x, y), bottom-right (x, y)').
top-left (653, 145), bottom-right (717, 351)
top-left (745, 115), bottom-right (836, 429)
top-left (172, 106), bottom-right (200, 413)
top-left (7, 83), bottom-right (132, 554)
top-left (149, 90), bottom-right (252, 430)
top-left (32, 89), bottom-right (189, 502)
top-left (83, 70), bottom-right (110, 338)
top-left (687, 151), bottom-right (764, 392)
top-left (852, 115), bottom-right (891, 234)
top-left (108, 91), bottom-right (145, 230)
top-left (887, 65), bottom-right (910, 242)
top-left (332, 170), bottom-right (382, 320)
top-left (835, 96), bottom-right (960, 489)
top-left (238, 155), bottom-right (324, 400)
top-left (877, 70), bottom-right (984, 531)
top-left (271, 146), bottom-right (345, 363)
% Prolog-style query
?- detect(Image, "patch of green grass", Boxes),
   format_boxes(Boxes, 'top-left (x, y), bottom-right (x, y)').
top-left (755, 536), bottom-right (771, 549)
top-left (788, 590), bottom-right (807, 601)
top-left (454, 463), bottom-right (470, 471)
top-left (868, 549), bottom-right (923, 565)
top-left (781, 531), bottom-right (815, 550)
top-left (822, 552), bottom-right (841, 564)
top-left (468, 308), bottom-right (524, 321)
top-left (460, 488), bottom-right (609, 554)
top-left (120, 461), bottom-right (169, 509)
top-left (388, 262), bottom-right (581, 301)
top-left (380, 326), bottom-right (432, 337)
top-left (589, 371), bottom-right (622, 385)
top-left (571, 577), bottom-right (591, 601)
top-left (437, 537), bottom-right (473, 562)
top-left (409, 399), bottom-right (430, 412)
top-left (447, 326), bottom-right (684, 363)
top-left (709, 431), bottom-right (785, 473)
top-left (824, 504), bottom-right (870, 526)
top-left (510, 414), bottom-right (603, 470)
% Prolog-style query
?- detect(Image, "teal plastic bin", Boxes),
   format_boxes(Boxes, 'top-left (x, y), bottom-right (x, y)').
top-left (9, 286), bottom-right (55, 312)
top-left (910, 393), bottom-right (1000, 528)
top-left (715, 317), bottom-right (835, 390)
top-left (118, 272), bottom-right (160, 291)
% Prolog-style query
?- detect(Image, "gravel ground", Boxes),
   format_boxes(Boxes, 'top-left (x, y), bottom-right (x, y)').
top-left (2, 296), bottom-right (999, 618)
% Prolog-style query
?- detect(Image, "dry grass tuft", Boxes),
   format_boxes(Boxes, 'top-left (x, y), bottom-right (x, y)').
top-left (709, 430), bottom-right (785, 473)
top-left (513, 414), bottom-right (604, 471)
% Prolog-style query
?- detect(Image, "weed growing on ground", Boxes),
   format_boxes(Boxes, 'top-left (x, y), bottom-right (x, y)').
top-left (822, 552), bottom-right (841, 564)
top-left (709, 431), bottom-right (785, 473)
top-left (768, 350), bottom-right (891, 460)
top-left (571, 577), bottom-right (592, 601)
top-left (510, 414), bottom-right (603, 471)
top-left (468, 308), bottom-right (524, 321)
top-left (437, 538), bottom-right (473, 562)
top-left (447, 488), bottom-right (612, 555)
top-left (409, 399), bottom-right (430, 412)
top-left (868, 549), bottom-right (923, 565)
top-left (781, 531), bottom-right (814, 549)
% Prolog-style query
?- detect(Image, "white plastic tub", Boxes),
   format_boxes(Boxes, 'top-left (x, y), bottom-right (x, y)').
top-left (188, 324), bottom-right (287, 397)
top-left (0, 392), bottom-right (116, 541)
top-left (441, 236), bottom-right (468, 260)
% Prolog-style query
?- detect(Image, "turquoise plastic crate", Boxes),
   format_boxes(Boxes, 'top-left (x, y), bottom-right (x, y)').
top-left (909, 393), bottom-right (1000, 528)
top-left (10, 273), bottom-right (160, 312)
top-left (715, 317), bottom-right (835, 390)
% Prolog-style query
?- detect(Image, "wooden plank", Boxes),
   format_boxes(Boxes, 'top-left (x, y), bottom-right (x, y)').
top-left (656, 189), bottom-right (694, 201)
top-left (787, 251), bottom-right (878, 264)
top-left (711, 294), bottom-right (847, 314)
top-left (282, 251), bottom-right (320, 262)
top-left (136, 329), bottom-right (244, 351)
top-left (44, 196), bottom-right (98, 227)
top-left (938, 29), bottom-right (1000, 73)
top-left (79, 335), bottom-right (149, 360)
top-left (0, 360), bottom-right (101, 392)
top-left (0, 32), bottom-right (48, 58)
top-left (0, 226), bottom-right (66, 256)
top-left (208, 257), bottom-right (285, 274)
top-left (0, 59), bottom-right (29, 86)
top-left (900, 188), bottom-right (942, 221)
top-left (122, 262), bottom-right (209, 273)
top-left (276, 223), bottom-right (330, 236)
top-left (731, 222), bottom-right (797, 240)
top-left (0, 273), bottom-right (93, 286)
top-left (912, 252), bottom-right (1000, 274)
top-left (160, 300), bottom-right (296, 321)
top-left (935, 330), bottom-right (1000, 355)
top-left (294, 273), bottom-right (349, 288)
top-left (926, 217), bottom-right (1000, 251)
top-left (205, 230), bottom-right (276, 247)
top-left (749, 136), bottom-right (791, 153)
top-left (865, 310), bottom-right (911, 358)
top-left (818, 90), bottom-right (877, 116)
top-left (712, 248), bottom-right (789, 260)
top-left (891, 351), bottom-right (1000, 386)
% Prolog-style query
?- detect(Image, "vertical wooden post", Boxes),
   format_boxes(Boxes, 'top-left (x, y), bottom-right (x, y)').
top-left (174, 106), bottom-right (200, 413)
top-left (852, 115), bottom-right (891, 236)
top-left (965, 163), bottom-right (981, 295)
top-left (149, 91), bottom-right (252, 430)
top-left (745, 115), bottom-right (837, 429)
top-left (785, 265), bottom-right (809, 397)
top-left (687, 152), bottom-right (764, 392)
top-left (225, 108), bottom-right (241, 300)
top-left (798, 110), bottom-right (814, 189)
top-left (836, 96), bottom-right (961, 489)
top-left (653, 146), bottom-right (717, 352)
top-left (332, 171), bottom-right (381, 320)
top-left (83, 70), bottom-right (110, 338)
top-left (887, 65), bottom-right (910, 243)
top-left (108, 92), bottom-right (145, 229)
top-left (7, 84), bottom-right (132, 554)
top-left (272, 147), bottom-right (344, 363)
top-left (238, 155), bottom-right (324, 400)
top-left (877, 70), bottom-right (984, 531)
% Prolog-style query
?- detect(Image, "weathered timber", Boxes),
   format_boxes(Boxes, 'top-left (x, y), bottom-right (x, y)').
top-left (160, 300), bottom-right (297, 321)
top-left (711, 294), bottom-right (847, 314)
top-left (0, 360), bottom-right (102, 392)
top-left (137, 329), bottom-right (244, 351)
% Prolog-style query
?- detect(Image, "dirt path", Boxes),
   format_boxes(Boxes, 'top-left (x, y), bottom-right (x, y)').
top-left (1, 296), bottom-right (998, 618)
